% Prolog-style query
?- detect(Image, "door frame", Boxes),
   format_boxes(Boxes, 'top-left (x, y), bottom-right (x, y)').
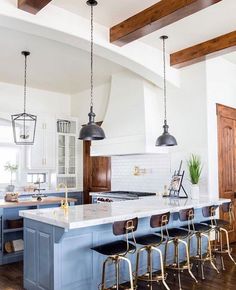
top-left (217, 103), bottom-right (236, 198)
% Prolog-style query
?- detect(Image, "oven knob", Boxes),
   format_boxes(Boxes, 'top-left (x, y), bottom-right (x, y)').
top-left (105, 198), bottom-right (110, 202)
top-left (109, 199), bottom-right (113, 202)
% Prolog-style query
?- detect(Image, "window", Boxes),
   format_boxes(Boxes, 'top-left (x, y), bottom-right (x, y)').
top-left (27, 173), bottom-right (46, 184)
top-left (0, 118), bottom-right (20, 185)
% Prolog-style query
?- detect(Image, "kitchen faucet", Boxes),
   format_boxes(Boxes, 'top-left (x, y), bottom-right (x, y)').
top-left (57, 183), bottom-right (69, 210)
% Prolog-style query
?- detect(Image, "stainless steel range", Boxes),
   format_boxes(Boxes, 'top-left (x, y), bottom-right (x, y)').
top-left (91, 191), bottom-right (156, 203)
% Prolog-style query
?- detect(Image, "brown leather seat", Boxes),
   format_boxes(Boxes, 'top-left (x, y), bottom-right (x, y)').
top-left (92, 240), bottom-right (136, 256)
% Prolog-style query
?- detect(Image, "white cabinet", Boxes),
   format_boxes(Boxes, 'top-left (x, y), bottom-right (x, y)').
top-left (27, 117), bottom-right (56, 170)
top-left (56, 118), bottom-right (78, 189)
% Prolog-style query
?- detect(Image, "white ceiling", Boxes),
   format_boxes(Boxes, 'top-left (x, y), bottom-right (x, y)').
top-left (52, 0), bottom-right (160, 27)
top-left (1, 0), bottom-right (235, 95)
top-left (53, 0), bottom-right (236, 53)
top-left (0, 26), bottom-right (123, 94)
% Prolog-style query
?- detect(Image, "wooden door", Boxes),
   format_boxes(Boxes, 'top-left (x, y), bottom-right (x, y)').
top-left (217, 104), bottom-right (236, 242)
top-left (83, 141), bottom-right (111, 204)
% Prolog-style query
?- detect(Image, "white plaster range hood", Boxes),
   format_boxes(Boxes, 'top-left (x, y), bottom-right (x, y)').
top-left (91, 70), bottom-right (168, 156)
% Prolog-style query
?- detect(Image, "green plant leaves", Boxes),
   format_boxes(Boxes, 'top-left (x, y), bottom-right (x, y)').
top-left (187, 154), bottom-right (202, 185)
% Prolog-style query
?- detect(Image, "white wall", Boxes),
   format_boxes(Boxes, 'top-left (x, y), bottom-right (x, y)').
top-left (167, 62), bottom-right (208, 195)
top-left (206, 57), bottom-right (236, 197)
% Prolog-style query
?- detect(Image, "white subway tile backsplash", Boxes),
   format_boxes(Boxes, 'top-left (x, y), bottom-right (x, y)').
top-left (111, 154), bottom-right (171, 193)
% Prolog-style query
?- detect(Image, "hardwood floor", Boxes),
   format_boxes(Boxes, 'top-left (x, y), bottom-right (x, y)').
top-left (0, 261), bottom-right (23, 290)
top-left (0, 245), bottom-right (235, 289)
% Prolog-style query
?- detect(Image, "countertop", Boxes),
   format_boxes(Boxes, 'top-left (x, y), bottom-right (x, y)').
top-left (17, 189), bottom-right (82, 196)
top-left (19, 196), bottom-right (230, 230)
top-left (0, 196), bottom-right (77, 208)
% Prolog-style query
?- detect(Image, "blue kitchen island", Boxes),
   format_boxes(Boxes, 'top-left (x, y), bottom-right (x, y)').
top-left (20, 196), bottom-right (229, 290)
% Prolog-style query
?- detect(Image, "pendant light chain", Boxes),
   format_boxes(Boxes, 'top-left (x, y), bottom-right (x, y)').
top-left (90, 4), bottom-right (94, 109)
top-left (24, 53), bottom-right (27, 114)
top-left (78, 0), bottom-right (105, 140)
top-left (156, 35), bottom-right (177, 146)
top-left (162, 37), bottom-right (167, 122)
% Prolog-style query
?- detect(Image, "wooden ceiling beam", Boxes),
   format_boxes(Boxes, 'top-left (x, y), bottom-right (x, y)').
top-left (170, 31), bottom-right (236, 68)
top-left (18, 0), bottom-right (52, 14)
top-left (110, 0), bottom-right (222, 46)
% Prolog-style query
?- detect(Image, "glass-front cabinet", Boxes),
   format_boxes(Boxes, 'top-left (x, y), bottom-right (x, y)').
top-left (56, 119), bottom-right (77, 189)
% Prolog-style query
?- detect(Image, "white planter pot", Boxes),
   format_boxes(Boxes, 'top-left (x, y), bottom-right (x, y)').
top-left (190, 184), bottom-right (200, 200)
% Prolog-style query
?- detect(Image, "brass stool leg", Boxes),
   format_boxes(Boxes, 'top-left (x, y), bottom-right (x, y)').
top-left (219, 229), bottom-right (226, 270)
top-left (164, 240), bottom-right (169, 267)
top-left (152, 247), bottom-right (170, 290)
top-left (147, 248), bottom-right (153, 289)
top-left (221, 227), bottom-right (236, 264)
top-left (199, 234), bottom-right (205, 279)
top-left (202, 233), bottom-right (219, 273)
top-left (179, 239), bottom-right (198, 284)
top-left (101, 257), bottom-right (110, 290)
top-left (134, 247), bottom-right (146, 289)
top-left (120, 256), bottom-right (134, 290)
top-left (176, 241), bottom-right (182, 290)
top-left (115, 259), bottom-right (120, 289)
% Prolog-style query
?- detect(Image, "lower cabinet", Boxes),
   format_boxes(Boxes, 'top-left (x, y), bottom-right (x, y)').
top-left (0, 192), bottom-right (82, 265)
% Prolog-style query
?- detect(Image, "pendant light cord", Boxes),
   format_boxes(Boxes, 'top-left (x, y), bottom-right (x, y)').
top-left (90, 4), bottom-right (94, 110)
top-left (162, 37), bottom-right (167, 122)
top-left (24, 53), bottom-right (27, 114)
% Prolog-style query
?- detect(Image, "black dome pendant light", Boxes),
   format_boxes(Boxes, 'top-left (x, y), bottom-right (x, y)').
top-left (156, 36), bottom-right (177, 147)
top-left (79, 0), bottom-right (105, 141)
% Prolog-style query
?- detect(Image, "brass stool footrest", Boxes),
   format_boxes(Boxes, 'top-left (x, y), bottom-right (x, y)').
top-left (212, 248), bottom-right (231, 255)
top-left (165, 262), bottom-right (190, 271)
top-left (134, 271), bottom-right (167, 283)
top-left (190, 254), bottom-right (213, 262)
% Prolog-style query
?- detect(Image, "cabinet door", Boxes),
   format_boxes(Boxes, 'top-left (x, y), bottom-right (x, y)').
top-left (57, 135), bottom-right (66, 174)
top-left (28, 129), bottom-right (45, 169)
top-left (44, 129), bottom-right (55, 169)
top-left (27, 118), bottom-right (56, 170)
top-left (68, 136), bottom-right (76, 175)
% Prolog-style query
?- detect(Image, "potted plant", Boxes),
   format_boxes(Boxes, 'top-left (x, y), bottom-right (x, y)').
top-left (4, 162), bottom-right (18, 192)
top-left (187, 154), bottom-right (202, 199)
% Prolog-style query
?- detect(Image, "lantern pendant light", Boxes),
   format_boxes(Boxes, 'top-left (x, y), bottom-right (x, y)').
top-left (156, 36), bottom-right (177, 147)
top-left (79, 0), bottom-right (105, 141)
top-left (11, 51), bottom-right (37, 145)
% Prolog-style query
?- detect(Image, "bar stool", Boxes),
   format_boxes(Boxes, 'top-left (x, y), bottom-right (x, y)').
top-left (134, 212), bottom-right (170, 290)
top-left (201, 202), bottom-right (236, 270)
top-left (92, 217), bottom-right (138, 290)
top-left (163, 208), bottom-right (198, 290)
top-left (180, 207), bottom-right (219, 280)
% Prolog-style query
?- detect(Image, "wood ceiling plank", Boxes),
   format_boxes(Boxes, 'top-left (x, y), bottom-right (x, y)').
top-left (18, 0), bottom-right (52, 14)
top-left (110, 0), bottom-right (222, 46)
top-left (170, 31), bottom-right (236, 68)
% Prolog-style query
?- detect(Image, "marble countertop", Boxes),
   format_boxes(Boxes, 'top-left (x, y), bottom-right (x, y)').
top-left (19, 196), bottom-right (230, 230)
